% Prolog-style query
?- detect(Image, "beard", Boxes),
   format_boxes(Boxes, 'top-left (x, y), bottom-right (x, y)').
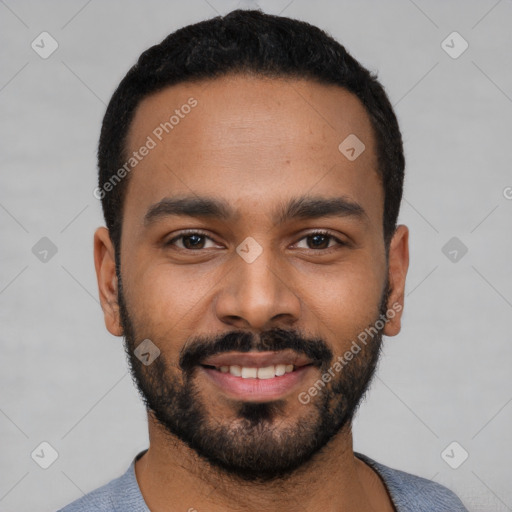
top-left (117, 273), bottom-right (390, 483)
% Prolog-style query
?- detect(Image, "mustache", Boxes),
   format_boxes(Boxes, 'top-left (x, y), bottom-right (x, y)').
top-left (179, 328), bottom-right (333, 372)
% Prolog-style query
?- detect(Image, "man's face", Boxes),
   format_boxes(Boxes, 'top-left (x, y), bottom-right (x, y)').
top-left (95, 74), bottom-right (408, 481)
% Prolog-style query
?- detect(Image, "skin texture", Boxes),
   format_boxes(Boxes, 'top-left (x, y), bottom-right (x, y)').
top-left (94, 74), bottom-right (409, 512)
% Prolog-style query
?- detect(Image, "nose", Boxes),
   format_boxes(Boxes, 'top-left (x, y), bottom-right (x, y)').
top-left (213, 241), bottom-right (301, 331)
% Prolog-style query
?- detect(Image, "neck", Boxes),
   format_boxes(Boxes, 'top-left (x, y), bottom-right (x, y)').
top-left (134, 412), bottom-right (394, 512)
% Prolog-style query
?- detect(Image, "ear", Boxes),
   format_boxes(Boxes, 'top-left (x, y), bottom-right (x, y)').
top-left (94, 227), bottom-right (123, 336)
top-left (383, 224), bottom-right (409, 337)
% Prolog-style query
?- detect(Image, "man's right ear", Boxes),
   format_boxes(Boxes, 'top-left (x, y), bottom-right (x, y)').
top-left (94, 227), bottom-right (123, 336)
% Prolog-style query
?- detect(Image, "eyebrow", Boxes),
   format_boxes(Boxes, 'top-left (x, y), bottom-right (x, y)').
top-left (144, 194), bottom-right (367, 226)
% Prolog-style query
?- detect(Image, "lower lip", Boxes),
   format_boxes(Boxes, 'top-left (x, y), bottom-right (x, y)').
top-left (200, 365), bottom-right (314, 402)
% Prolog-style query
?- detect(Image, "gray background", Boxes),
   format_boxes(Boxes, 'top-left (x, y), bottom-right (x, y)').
top-left (1, 1), bottom-right (511, 511)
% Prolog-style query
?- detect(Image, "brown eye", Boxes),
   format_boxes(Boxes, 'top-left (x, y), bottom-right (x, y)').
top-left (307, 233), bottom-right (331, 249)
top-left (295, 231), bottom-right (344, 250)
top-left (180, 234), bottom-right (206, 249)
top-left (166, 231), bottom-right (216, 250)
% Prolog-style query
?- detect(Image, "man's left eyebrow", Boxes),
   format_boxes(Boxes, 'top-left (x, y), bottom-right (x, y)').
top-left (275, 195), bottom-right (368, 224)
top-left (143, 194), bottom-right (368, 226)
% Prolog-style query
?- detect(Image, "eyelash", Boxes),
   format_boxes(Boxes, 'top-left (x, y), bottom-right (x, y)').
top-left (165, 229), bottom-right (346, 252)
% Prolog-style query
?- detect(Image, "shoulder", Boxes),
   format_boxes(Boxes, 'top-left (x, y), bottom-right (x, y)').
top-left (57, 457), bottom-right (147, 512)
top-left (57, 477), bottom-right (118, 512)
top-left (355, 452), bottom-right (469, 512)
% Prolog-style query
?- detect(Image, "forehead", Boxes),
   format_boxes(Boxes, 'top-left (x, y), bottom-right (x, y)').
top-left (123, 74), bottom-right (382, 229)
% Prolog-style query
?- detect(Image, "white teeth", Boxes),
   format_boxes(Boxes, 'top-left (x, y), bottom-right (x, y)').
top-left (257, 366), bottom-right (276, 379)
top-left (229, 365), bottom-right (242, 377)
top-left (219, 364), bottom-right (296, 378)
top-left (241, 367), bottom-right (258, 379)
top-left (275, 364), bottom-right (286, 376)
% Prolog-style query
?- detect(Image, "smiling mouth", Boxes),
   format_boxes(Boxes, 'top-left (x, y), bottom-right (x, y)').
top-left (199, 363), bottom-right (314, 402)
top-left (198, 351), bottom-right (316, 401)
top-left (200, 363), bottom-right (313, 379)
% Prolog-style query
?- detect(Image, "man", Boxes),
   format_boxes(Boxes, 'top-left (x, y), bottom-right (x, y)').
top-left (59, 8), bottom-right (468, 512)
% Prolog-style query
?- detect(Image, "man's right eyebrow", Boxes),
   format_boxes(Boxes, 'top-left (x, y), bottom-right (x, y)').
top-left (144, 197), bottom-right (236, 226)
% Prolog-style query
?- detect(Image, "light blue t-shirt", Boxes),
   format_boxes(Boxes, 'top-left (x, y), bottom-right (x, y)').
top-left (58, 450), bottom-right (469, 511)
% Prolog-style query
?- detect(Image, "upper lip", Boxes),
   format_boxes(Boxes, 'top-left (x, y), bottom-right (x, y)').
top-left (201, 350), bottom-right (313, 368)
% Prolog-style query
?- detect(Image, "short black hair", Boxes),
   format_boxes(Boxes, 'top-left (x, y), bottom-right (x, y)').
top-left (97, 8), bottom-right (404, 257)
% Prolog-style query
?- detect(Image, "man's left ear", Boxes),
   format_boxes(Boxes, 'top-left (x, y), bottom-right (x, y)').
top-left (383, 224), bottom-right (409, 336)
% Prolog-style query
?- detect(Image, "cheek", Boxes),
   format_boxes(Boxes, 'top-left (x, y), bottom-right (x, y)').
top-left (127, 264), bottom-right (208, 338)
top-left (298, 258), bottom-right (385, 342)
